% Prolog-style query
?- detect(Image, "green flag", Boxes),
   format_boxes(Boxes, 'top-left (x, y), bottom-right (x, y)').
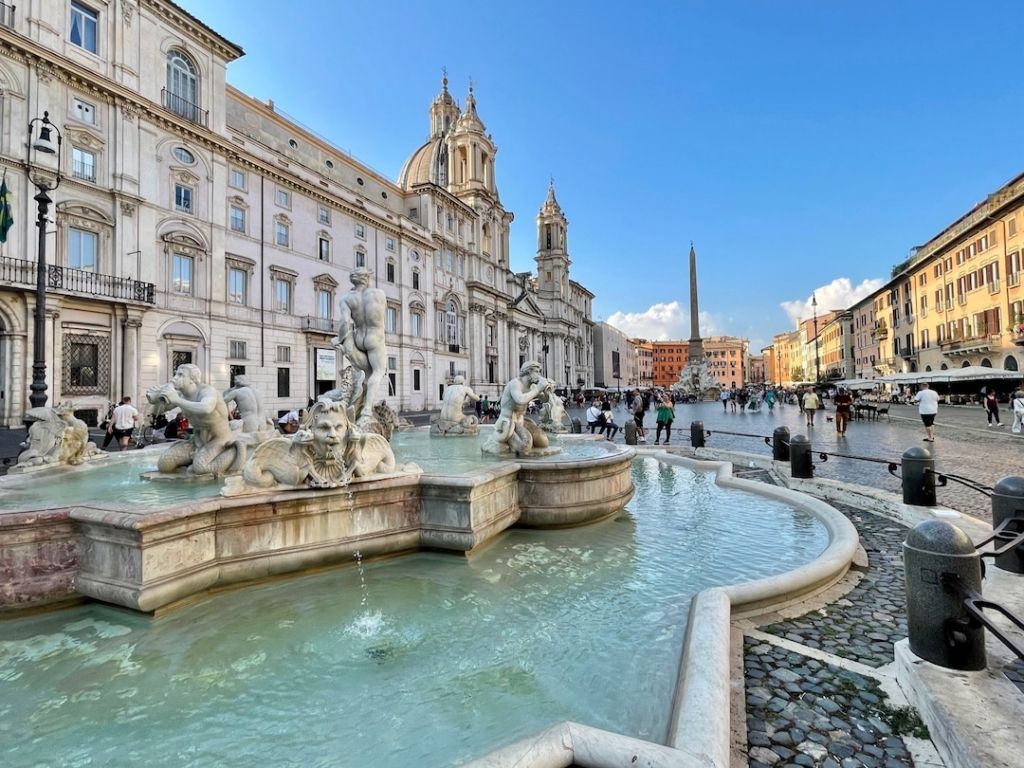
top-left (0, 171), bottom-right (12, 244)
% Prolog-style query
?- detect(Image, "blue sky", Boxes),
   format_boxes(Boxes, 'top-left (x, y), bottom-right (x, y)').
top-left (178, 0), bottom-right (1024, 350)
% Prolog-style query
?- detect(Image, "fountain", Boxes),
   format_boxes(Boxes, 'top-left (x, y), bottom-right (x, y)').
top-left (430, 375), bottom-right (481, 436)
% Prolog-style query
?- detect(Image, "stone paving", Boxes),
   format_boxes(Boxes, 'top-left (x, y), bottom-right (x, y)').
top-left (762, 502), bottom-right (909, 668)
top-left (745, 639), bottom-right (923, 768)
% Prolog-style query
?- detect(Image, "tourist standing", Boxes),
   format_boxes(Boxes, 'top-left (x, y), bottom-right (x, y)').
top-left (984, 388), bottom-right (1004, 427)
top-left (915, 382), bottom-right (939, 442)
top-left (802, 388), bottom-right (820, 427)
top-left (110, 396), bottom-right (140, 451)
top-left (632, 395), bottom-right (647, 443)
top-left (1012, 390), bottom-right (1024, 435)
top-left (654, 395), bottom-right (675, 445)
top-left (833, 387), bottom-right (853, 436)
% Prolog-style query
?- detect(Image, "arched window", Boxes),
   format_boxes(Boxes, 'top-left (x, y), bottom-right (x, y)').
top-left (446, 300), bottom-right (458, 346)
top-left (981, 358), bottom-right (992, 368)
top-left (166, 51), bottom-right (199, 122)
top-left (1005, 356), bottom-right (1019, 371)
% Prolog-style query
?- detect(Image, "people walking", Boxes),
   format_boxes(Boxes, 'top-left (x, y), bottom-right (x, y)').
top-left (720, 389), bottom-right (730, 412)
top-left (654, 395), bottom-right (675, 445)
top-left (1013, 390), bottom-right (1024, 435)
top-left (110, 396), bottom-right (140, 451)
top-left (802, 388), bottom-right (820, 427)
top-left (833, 387), bottom-right (853, 436)
top-left (915, 381), bottom-right (939, 442)
top-left (984, 388), bottom-right (1004, 427)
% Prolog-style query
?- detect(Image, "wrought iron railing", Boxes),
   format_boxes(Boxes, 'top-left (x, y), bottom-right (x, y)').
top-left (161, 88), bottom-right (209, 127)
top-left (302, 315), bottom-right (335, 333)
top-left (0, 256), bottom-right (155, 303)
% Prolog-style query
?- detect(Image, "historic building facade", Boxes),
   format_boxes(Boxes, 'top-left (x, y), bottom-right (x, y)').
top-left (0, 2), bottom-right (594, 427)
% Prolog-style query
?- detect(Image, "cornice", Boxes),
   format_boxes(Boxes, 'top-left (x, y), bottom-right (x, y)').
top-left (140, 0), bottom-right (244, 61)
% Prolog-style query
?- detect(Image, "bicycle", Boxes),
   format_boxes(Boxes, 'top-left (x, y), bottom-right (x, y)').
top-left (131, 412), bottom-right (160, 448)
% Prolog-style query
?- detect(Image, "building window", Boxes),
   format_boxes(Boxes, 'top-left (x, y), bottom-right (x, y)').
top-left (64, 334), bottom-right (107, 394)
top-left (175, 184), bottom-right (194, 214)
top-left (355, 249), bottom-right (366, 268)
top-left (385, 237), bottom-right (395, 251)
top-left (386, 305), bottom-right (398, 334)
top-left (276, 189), bottom-right (290, 208)
top-left (411, 311), bottom-right (423, 337)
top-left (413, 368), bottom-right (421, 391)
top-left (317, 289), bottom-right (332, 319)
top-left (386, 260), bottom-right (396, 283)
top-left (355, 222), bottom-right (365, 239)
top-left (73, 98), bottom-right (96, 124)
top-left (68, 227), bottom-right (98, 271)
top-left (318, 237), bottom-right (330, 262)
top-left (277, 367), bottom-right (290, 398)
top-left (274, 277), bottom-right (293, 313)
top-left (70, 2), bottom-right (98, 53)
top-left (230, 205), bottom-right (246, 233)
top-left (318, 206), bottom-right (331, 225)
top-left (229, 168), bottom-right (246, 190)
top-left (71, 147), bottom-right (96, 181)
top-left (166, 51), bottom-right (200, 121)
top-left (277, 345), bottom-right (291, 363)
top-left (228, 340), bottom-right (247, 359)
top-left (446, 301), bottom-right (458, 345)
top-left (227, 266), bottom-right (247, 305)
top-left (412, 268), bottom-right (420, 290)
top-left (275, 221), bottom-right (290, 247)
top-left (173, 147), bottom-right (194, 165)
top-left (172, 253), bottom-right (193, 294)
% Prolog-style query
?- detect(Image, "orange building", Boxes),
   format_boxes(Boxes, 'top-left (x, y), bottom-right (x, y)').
top-left (652, 342), bottom-right (689, 388)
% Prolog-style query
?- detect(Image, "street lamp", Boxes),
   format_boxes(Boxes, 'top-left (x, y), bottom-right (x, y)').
top-left (811, 292), bottom-right (821, 385)
top-left (27, 111), bottom-right (63, 409)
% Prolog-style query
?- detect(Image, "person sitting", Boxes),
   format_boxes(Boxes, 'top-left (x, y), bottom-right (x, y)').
top-left (600, 398), bottom-right (619, 440)
top-left (164, 412), bottom-right (190, 440)
top-left (278, 409), bottom-right (301, 434)
top-left (586, 399), bottom-right (604, 434)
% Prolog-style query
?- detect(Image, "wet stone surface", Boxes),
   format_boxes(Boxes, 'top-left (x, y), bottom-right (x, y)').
top-left (1004, 658), bottom-right (1024, 695)
top-left (762, 502), bottom-right (909, 668)
top-left (745, 640), bottom-right (917, 768)
top-left (732, 464), bottom-right (778, 485)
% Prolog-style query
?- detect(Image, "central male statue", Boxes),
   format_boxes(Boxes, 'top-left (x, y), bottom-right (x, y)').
top-left (482, 360), bottom-right (554, 455)
top-left (333, 268), bottom-right (387, 426)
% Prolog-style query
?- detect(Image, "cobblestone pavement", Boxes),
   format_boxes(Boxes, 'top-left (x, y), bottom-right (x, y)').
top-left (568, 400), bottom-right (1024, 521)
top-left (762, 503), bottom-right (909, 668)
top-left (745, 639), bottom-right (923, 768)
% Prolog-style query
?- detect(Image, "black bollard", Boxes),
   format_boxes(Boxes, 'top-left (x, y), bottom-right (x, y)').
top-left (990, 476), bottom-right (1024, 574)
top-left (772, 426), bottom-right (791, 462)
top-left (624, 421), bottom-right (638, 445)
top-left (690, 420), bottom-right (705, 448)
top-left (571, 417), bottom-right (582, 434)
top-left (901, 446), bottom-right (937, 507)
top-left (903, 519), bottom-right (986, 670)
top-left (789, 434), bottom-right (812, 478)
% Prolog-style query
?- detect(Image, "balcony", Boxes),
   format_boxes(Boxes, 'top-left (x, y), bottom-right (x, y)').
top-left (301, 315), bottom-right (335, 334)
top-left (0, 256), bottom-right (155, 303)
top-left (873, 326), bottom-right (889, 340)
top-left (989, 278), bottom-right (1001, 294)
top-left (939, 333), bottom-right (1001, 356)
top-left (1009, 272), bottom-right (1021, 288)
top-left (161, 88), bottom-right (209, 128)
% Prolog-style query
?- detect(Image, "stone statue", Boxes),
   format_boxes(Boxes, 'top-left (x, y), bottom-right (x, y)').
top-left (431, 375), bottom-right (480, 436)
top-left (147, 364), bottom-right (244, 477)
top-left (13, 404), bottom-right (102, 472)
top-left (222, 375), bottom-right (267, 433)
top-left (333, 268), bottom-right (387, 429)
top-left (227, 398), bottom-right (415, 494)
top-left (482, 360), bottom-right (558, 456)
top-left (538, 385), bottom-right (569, 433)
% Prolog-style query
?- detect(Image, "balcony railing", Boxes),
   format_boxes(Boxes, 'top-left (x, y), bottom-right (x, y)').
top-left (0, 2), bottom-right (14, 28)
top-left (71, 159), bottom-right (96, 182)
top-left (0, 256), bottom-right (155, 303)
top-left (301, 315), bottom-right (335, 334)
top-left (161, 88), bottom-right (209, 128)
top-left (938, 333), bottom-right (1001, 355)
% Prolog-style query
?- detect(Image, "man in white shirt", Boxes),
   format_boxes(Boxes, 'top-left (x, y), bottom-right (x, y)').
top-left (110, 396), bottom-right (140, 451)
top-left (915, 382), bottom-right (939, 442)
top-left (586, 400), bottom-right (604, 434)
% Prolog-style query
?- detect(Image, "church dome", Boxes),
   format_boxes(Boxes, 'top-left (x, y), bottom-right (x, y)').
top-left (398, 137), bottom-right (447, 189)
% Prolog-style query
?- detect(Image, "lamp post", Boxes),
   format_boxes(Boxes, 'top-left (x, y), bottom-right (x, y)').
top-left (27, 111), bottom-right (63, 409)
top-left (811, 292), bottom-right (821, 385)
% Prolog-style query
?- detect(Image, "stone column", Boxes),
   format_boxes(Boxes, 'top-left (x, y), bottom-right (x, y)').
top-left (122, 314), bottom-right (143, 402)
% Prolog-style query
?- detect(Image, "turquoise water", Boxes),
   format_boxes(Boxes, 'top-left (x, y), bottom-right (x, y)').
top-left (0, 458), bottom-right (829, 767)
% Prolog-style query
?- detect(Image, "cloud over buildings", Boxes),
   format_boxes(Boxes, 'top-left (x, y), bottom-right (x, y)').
top-left (606, 301), bottom-right (722, 341)
top-left (780, 277), bottom-right (885, 329)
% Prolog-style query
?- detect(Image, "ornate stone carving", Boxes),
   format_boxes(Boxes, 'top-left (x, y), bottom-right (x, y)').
top-left (120, 102), bottom-right (139, 123)
top-left (481, 361), bottom-right (559, 457)
top-left (430, 375), bottom-right (480, 437)
top-left (12, 405), bottom-right (102, 473)
top-left (119, 202), bottom-right (136, 217)
top-left (123, 3), bottom-right (135, 26)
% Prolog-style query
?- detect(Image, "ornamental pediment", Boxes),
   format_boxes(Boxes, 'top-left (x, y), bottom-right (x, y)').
top-left (172, 169), bottom-right (199, 185)
top-left (65, 127), bottom-right (105, 150)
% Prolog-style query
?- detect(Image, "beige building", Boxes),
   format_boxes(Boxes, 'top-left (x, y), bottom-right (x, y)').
top-left (0, 2), bottom-right (595, 427)
top-left (594, 322), bottom-right (637, 389)
top-left (702, 336), bottom-right (749, 390)
top-left (630, 339), bottom-right (654, 388)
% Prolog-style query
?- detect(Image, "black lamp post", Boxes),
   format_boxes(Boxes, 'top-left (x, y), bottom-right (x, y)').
top-left (27, 111), bottom-right (63, 409)
top-left (811, 292), bottom-right (821, 385)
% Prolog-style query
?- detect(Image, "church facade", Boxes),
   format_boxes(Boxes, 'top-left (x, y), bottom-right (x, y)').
top-left (0, 1), bottom-right (593, 427)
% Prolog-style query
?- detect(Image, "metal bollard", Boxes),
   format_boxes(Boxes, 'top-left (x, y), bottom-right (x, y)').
top-left (901, 446), bottom-right (937, 507)
top-left (571, 417), bottom-right (582, 434)
top-left (690, 420), bottom-right (705, 448)
top-left (789, 434), bottom-right (812, 478)
top-left (772, 426), bottom-right (790, 462)
top-left (904, 519), bottom-right (986, 670)
top-left (989, 476), bottom-right (1024, 573)
top-left (624, 421), bottom-right (638, 445)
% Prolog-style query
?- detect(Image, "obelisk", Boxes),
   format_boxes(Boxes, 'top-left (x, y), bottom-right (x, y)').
top-left (687, 243), bottom-right (704, 362)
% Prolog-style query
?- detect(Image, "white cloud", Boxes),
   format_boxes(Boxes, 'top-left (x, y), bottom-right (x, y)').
top-left (605, 301), bottom-right (722, 341)
top-left (780, 277), bottom-right (885, 328)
